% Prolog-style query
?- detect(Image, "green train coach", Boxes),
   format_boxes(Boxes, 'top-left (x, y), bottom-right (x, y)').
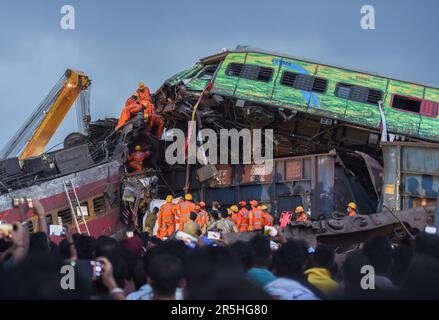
top-left (163, 45), bottom-right (439, 143)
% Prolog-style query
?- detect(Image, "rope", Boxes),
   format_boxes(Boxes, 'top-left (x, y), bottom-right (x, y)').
top-left (183, 83), bottom-right (212, 194)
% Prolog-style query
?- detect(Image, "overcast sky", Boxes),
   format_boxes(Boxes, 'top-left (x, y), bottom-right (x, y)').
top-left (0, 0), bottom-right (438, 152)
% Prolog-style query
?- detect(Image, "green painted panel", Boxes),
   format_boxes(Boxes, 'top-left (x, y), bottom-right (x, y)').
top-left (315, 65), bottom-right (386, 124)
top-left (166, 64), bottom-right (203, 86)
top-left (212, 53), bottom-right (246, 96)
top-left (234, 53), bottom-right (277, 104)
top-left (383, 80), bottom-right (423, 136)
top-left (272, 57), bottom-right (316, 112)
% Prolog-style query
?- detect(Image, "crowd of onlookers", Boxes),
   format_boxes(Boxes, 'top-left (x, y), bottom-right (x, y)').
top-left (1, 199), bottom-right (439, 300)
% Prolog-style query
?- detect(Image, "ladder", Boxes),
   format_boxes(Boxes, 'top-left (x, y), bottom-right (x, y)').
top-left (63, 179), bottom-right (90, 236)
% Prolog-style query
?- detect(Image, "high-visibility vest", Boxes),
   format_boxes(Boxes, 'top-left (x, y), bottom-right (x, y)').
top-left (249, 208), bottom-right (264, 230)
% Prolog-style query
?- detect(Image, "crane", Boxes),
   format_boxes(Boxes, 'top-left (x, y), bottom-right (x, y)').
top-left (0, 69), bottom-right (91, 160)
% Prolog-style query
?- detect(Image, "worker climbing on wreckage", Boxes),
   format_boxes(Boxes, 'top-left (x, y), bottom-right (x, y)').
top-left (175, 193), bottom-right (196, 231)
top-left (346, 202), bottom-right (358, 217)
top-left (157, 195), bottom-right (176, 239)
top-left (294, 206), bottom-right (308, 222)
top-left (115, 83), bottom-right (165, 139)
top-left (128, 145), bottom-right (151, 172)
top-left (116, 92), bottom-right (142, 130)
top-left (137, 82), bottom-right (165, 139)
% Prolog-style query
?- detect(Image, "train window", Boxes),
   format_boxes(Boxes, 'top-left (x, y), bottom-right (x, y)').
top-left (335, 83), bottom-right (383, 105)
top-left (58, 208), bottom-right (73, 226)
top-left (197, 64), bottom-right (219, 81)
top-left (391, 95), bottom-right (421, 113)
top-left (391, 94), bottom-right (439, 117)
top-left (225, 63), bottom-right (273, 82)
top-left (93, 196), bottom-right (107, 216)
top-left (280, 71), bottom-right (328, 93)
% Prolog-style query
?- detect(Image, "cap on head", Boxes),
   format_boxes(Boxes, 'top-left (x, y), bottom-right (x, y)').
top-left (295, 206), bottom-right (305, 213)
top-left (135, 145), bottom-right (142, 151)
top-left (185, 193), bottom-right (193, 201)
top-left (230, 205), bottom-right (239, 213)
top-left (166, 195), bottom-right (173, 203)
top-left (347, 202), bottom-right (357, 210)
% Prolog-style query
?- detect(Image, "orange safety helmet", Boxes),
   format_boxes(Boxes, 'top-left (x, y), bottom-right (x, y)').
top-left (199, 201), bottom-right (206, 208)
top-left (250, 200), bottom-right (259, 207)
top-left (295, 206), bottom-right (305, 213)
top-left (135, 145), bottom-right (142, 151)
top-left (239, 201), bottom-right (247, 207)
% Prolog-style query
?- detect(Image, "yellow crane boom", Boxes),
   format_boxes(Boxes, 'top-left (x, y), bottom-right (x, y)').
top-left (0, 69), bottom-right (91, 160)
top-left (20, 70), bottom-right (91, 159)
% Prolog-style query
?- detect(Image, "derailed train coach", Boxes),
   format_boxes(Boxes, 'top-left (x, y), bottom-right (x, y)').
top-left (155, 45), bottom-right (439, 160)
top-left (157, 149), bottom-right (382, 220)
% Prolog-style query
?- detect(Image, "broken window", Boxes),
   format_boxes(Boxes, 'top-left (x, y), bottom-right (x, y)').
top-left (335, 83), bottom-right (383, 105)
top-left (280, 71), bottom-right (328, 93)
top-left (197, 64), bottom-right (219, 81)
top-left (225, 63), bottom-right (273, 82)
top-left (391, 95), bottom-right (439, 117)
top-left (391, 95), bottom-right (421, 113)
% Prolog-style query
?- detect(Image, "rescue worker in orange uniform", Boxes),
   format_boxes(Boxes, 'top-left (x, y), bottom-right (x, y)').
top-left (260, 204), bottom-right (274, 227)
top-left (157, 195), bottom-right (176, 239)
top-left (237, 201), bottom-right (250, 232)
top-left (228, 205), bottom-right (240, 225)
top-left (294, 206), bottom-right (308, 222)
top-left (346, 202), bottom-right (357, 217)
top-left (137, 83), bottom-right (165, 139)
top-left (175, 193), bottom-right (196, 231)
top-left (128, 145), bottom-right (151, 172)
top-left (195, 201), bottom-right (208, 229)
top-left (116, 92), bottom-right (143, 130)
top-left (248, 200), bottom-right (264, 231)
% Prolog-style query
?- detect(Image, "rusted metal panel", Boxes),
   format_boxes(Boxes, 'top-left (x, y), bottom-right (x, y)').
top-left (382, 141), bottom-right (439, 211)
top-left (207, 164), bottom-right (233, 188)
top-left (240, 163), bottom-right (272, 184)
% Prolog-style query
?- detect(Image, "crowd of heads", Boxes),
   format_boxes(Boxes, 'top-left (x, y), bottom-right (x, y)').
top-left (1, 209), bottom-right (439, 300)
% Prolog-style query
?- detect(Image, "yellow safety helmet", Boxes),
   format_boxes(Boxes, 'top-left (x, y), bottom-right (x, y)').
top-left (260, 204), bottom-right (268, 211)
top-left (230, 205), bottom-right (239, 213)
top-left (347, 202), bottom-right (357, 210)
top-left (132, 92), bottom-right (139, 98)
top-left (295, 206), bottom-right (305, 213)
top-left (227, 208), bottom-right (233, 216)
top-left (185, 193), bottom-right (193, 201)
top-left (135, 145), bottom-right (142, 151)
top-left (166, 195), bottom-right (173, 203)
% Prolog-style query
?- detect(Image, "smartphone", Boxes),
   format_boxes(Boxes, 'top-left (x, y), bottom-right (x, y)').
top-left (264, 226), bottom-right (278, 237)
top-left (207, 231), bottom-right (221, 240)
top-left (49, 224), bottom-right (66, 236)
top-left (90, 260), bottom-right (103, 279)
top-left (126, 231), bottom-right (134, 238)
